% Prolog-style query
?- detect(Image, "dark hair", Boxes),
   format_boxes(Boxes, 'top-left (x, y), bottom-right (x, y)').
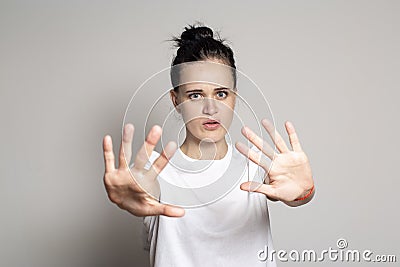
top-left (169, 23), bottom-right (237, 91)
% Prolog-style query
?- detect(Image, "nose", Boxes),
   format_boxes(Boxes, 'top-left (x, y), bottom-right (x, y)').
top-left (202, 97), bottom-right (218, 116)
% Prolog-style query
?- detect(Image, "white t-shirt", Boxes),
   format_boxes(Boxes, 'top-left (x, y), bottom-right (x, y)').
top-left (141, 142), bottom-right (276, 267)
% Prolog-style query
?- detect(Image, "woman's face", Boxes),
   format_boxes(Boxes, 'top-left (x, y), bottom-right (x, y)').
top-left (170, 60), bottom-right (236, 143)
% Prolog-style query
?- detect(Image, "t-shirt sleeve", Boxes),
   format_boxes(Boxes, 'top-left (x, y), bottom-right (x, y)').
top-left (142, 215), bottom-right (158, 251)
top-left (138, 150), bottom-right (161, 251)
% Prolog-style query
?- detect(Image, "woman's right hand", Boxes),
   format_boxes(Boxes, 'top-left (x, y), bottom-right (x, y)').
top-left (102, 124), bottom-right (185, 217)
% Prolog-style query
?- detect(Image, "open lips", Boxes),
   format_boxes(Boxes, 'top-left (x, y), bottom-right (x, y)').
top-left (202, 119), bottom-right (221, 130)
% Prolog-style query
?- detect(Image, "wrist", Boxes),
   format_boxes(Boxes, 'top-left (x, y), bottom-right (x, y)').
top-left (294, 184), bottom-right (315, 201)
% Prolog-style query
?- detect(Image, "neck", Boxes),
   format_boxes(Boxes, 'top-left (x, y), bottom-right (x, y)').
top-left (180, 133), bottom-right (228, 160)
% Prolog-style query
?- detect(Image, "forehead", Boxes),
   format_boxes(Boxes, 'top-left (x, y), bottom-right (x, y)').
top-left (172, 61), bottom-right (235, 90)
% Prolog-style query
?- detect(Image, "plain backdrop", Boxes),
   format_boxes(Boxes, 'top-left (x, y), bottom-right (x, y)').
top-left (1, 1), bottom-right (399, 266)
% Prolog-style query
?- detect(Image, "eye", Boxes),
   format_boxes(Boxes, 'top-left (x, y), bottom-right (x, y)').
top-left (216, 91), bottom-right (228, 99)
top-left (188, 93), bottom-right (202, 100)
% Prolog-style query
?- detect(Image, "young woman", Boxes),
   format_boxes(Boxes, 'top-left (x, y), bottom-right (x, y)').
top-left (103, 24), bottom-right (315, 267)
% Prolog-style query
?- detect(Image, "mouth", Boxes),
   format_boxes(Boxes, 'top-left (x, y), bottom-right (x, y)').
top-left (202, 119), bottom-right (220, 125)
top-left (202, 119), bottom-right (221, 130)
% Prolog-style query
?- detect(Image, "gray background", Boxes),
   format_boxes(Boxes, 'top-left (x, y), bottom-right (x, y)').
top-left (1, 0), bottom-right (399, 266)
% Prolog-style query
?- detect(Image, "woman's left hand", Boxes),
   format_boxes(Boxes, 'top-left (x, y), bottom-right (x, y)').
top-left (235, 119), bottom-right (314, 206)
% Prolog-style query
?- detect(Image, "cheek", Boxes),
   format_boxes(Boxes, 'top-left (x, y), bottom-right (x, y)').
top-left (220, 112), bottom-right (234, 131)
top-left (185, 120), bottom-right (199, 134)
top-left (180, 102), bottom-right (203, 123)
top-left (218, 101), bottom-right (235, 123)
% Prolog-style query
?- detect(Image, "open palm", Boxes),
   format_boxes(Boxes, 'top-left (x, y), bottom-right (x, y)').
top-left (103, 124), bottom-right (185, 217)
top-left (235, 119), bottom-right (314, 206)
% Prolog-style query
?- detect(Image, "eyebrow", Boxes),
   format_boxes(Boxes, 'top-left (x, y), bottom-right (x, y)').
top-left (185, 87), bottom-right (229, 93)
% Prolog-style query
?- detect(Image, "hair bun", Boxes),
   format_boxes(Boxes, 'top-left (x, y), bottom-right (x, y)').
top-left (180, 25), bottom-right (214, 43)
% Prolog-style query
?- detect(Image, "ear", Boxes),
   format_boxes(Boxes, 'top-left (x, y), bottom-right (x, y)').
top-left (169, 90), bottom-right (181, 113)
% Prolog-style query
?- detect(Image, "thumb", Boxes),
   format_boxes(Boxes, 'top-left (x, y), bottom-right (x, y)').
top-left (156, 204), bottom-right (185, 217)
top-left (240, 181), bottom-right (278, 199)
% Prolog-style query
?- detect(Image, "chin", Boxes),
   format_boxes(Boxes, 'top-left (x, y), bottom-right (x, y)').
top-left (196, 130), bottom-right (226, 143)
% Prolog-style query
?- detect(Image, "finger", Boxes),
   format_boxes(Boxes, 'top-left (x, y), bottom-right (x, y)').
top-left (103, 135), bottom-right (116, 173)
top-left (133, 125), bottom-right (162, 170)
top-left (235, 141), bottom-right (270, 170)
top-left (261, 118), bottom-right (289, 153)
top-left (240, 126), bottom-right (276, 159)
top-left (285, 121), bottom-right (303, 152)
top-left (146, 141), bottom-right (177, 179)
top-left (118, 124), bottom-right (134, 169)
top-left (155, 203), bottom-right (185, 217)
top-left (240, 181), bottom-right (279, 200)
